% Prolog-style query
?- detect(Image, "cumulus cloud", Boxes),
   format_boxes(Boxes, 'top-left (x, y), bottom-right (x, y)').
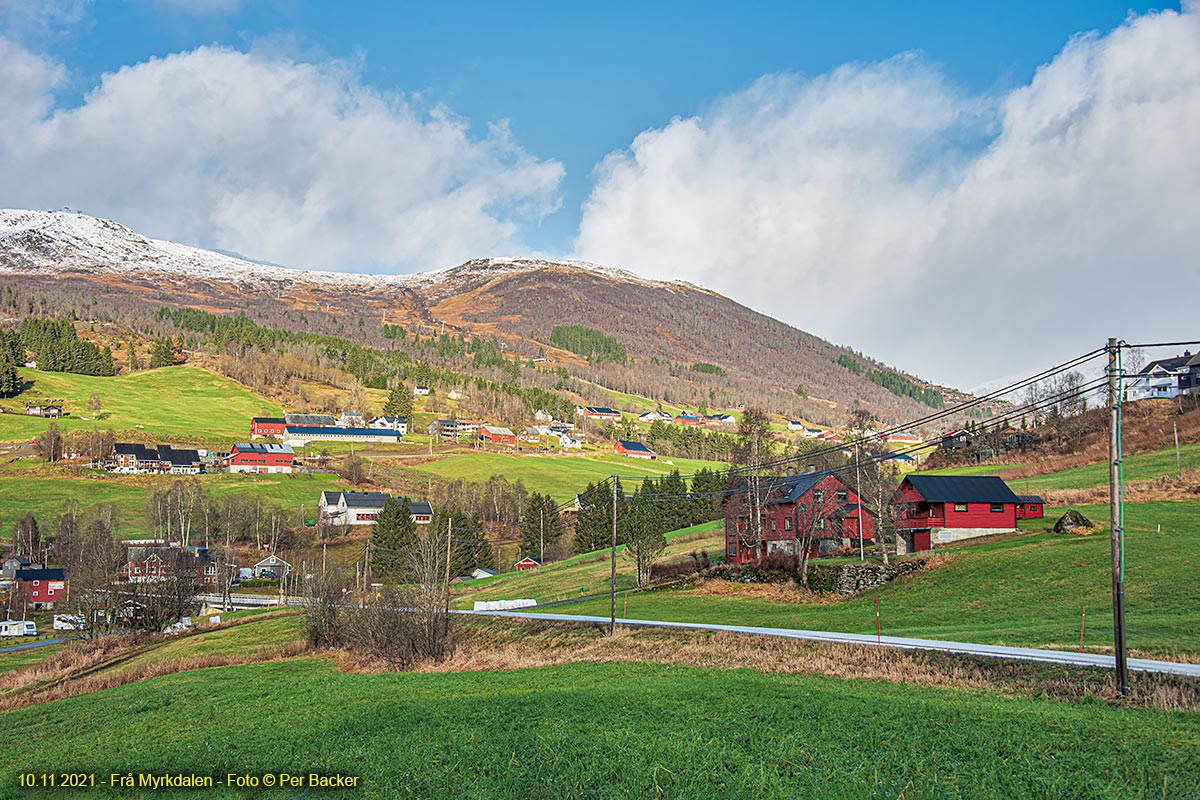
top-left (576, 7), bottom-right (1200, 390)
top-left (0, 40), bottom-right (564, 271)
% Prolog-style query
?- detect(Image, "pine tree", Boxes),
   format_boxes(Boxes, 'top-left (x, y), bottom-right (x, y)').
top-left (383, 381), bottom-right (414, 419)
top-left (519, 493), bottom-right (564, 560)
top-left (0, 350), bottom-right (19, 398)
top-left (574, 478), bottom-right (627, 553)
top-left (149, 338), bottom-right (176, 369)
top-left (100, 345), bottom-right (114, 376)
top-left (371, 497), bottom-right (407, 578)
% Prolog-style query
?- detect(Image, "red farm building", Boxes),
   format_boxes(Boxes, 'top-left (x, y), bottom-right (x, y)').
top-left (1016, 495), bottom-right (1045, 519)
top-left (226, 442), bottom-right (295, 474)
top-left (15, 568), bottom-right (66, 609)
top-left (724, 472), bottom-right (877, 564)
top-left (514, 556), bottom-right (542, 571)
top-left (892, 474), bottom-right (1020, 554)
top-left (615, 440), bottom-right (657, 460)
top-left (250, 417), bottom-right (287, 438)
top-left (480, 426), bottom-right (517, 446)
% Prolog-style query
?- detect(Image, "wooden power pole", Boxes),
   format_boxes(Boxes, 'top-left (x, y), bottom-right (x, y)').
top-left (1108, 338), bottom-right (1130, 696)
top-left (610, 476), bottom-right (618, 636)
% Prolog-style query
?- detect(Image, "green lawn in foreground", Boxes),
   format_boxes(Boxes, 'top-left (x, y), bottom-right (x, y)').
top-left (542, 500), bottom-right (1200, 659)
top-left (0, 659), bottom-right (1195, 800)
top-left (404, 451), bottom-right (729, 502)
top-left (0, 366), bottom-right (280, 445)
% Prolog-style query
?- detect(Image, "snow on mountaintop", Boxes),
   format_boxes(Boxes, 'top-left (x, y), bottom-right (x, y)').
top-left (0, 209), bottom-right (694, 293)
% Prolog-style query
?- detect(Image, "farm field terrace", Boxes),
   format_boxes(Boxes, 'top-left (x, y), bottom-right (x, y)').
top-left (1, 658), bottom-right (1197, 800)
top-left (0, 465), bottom-right (334, 538)
top-left (402, 450), bottom-right (729, 502)
top-left (0, 366), bottom-right (280, 445)
top-left (537, 500), bottom-right (1200, 660)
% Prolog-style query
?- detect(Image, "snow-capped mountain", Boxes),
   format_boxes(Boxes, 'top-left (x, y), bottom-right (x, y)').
top-left (0, 209), bottom-right (683, 295)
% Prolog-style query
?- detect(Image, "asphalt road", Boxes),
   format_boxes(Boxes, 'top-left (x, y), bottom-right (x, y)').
top-left (458, 609), bottom-right (1200, 678)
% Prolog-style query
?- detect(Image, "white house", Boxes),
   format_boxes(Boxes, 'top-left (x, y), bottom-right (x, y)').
top-left (414, 385), bottom-right (431, 396)
top-left (253, 555), bottom-right (291, 580)
top-left (368, 416), bottom-right (408, 434)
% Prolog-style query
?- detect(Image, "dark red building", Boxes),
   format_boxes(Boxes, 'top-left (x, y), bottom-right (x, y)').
top-left (724, 472), bottom-right (877, 564)
top-left (250, 417), bottom-right (287, 438)
top-left (15, 568), bottom-right (66, 609)
top-left (1016, 495), bottom-right (1045, 519)
top-left (892, 475), bottom-right (1020, 553)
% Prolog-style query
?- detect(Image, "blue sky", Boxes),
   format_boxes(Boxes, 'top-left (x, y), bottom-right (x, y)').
top-left (27, 0), bottom-right (1174, 252)
top-left (2, 0), bottom-right (1198, 389)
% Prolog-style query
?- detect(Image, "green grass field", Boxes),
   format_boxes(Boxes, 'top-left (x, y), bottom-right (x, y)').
top-left (0, 366), bottom-right (280, 445)
top-left (925, 441), bottom-right (1200, 492)
top-left (0, 467), bottom-right (333, 538)
top-left (404, 451), bottom-right (729, 502)
top-left (538, 501), bottom-right (1200, 659)
top-left (1, 658), bottom-right (1196, 799)
top-left (451, 520), bottom-right (724, 607)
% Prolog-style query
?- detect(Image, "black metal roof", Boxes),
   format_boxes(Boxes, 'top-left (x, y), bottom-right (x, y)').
top-left (15, 568), bottom-right (65, 581)
top-left (1017, 495), bottom-right (1045, 504)
top-left (904, 474), bottom-right (1020, 503)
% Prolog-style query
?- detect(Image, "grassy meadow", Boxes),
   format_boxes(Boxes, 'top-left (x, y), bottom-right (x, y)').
top-left (1, 658), bottom-right (1196, 800)
top-left (536, 501), bottom-right (1200, 659)
top-left (0, 366), bottom-right (281, 445)
top-left (404, 451), bottom-right (729, 502)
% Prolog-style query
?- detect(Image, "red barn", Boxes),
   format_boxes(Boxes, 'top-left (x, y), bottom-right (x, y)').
top-left (724, 472), bottom-right (877, 564)
top-left (892, 475), bottom-right (1020, 553)
top-left (480, 425), bottom-right (517, 446)
top-left (226, 442), bottom-right (295, 473)
top-left (674, 414), bottom-right (704, 426)
top-left (615, 439), bottom-right (657, 460)
top-left (15, 568), bottom-right (66, 609)
top-left (1016, 495), bottom-right (1045, 519)
top-left (514, 556), bottom-right (542, 571)
top-left (250, 417), bottom-right (287, 438)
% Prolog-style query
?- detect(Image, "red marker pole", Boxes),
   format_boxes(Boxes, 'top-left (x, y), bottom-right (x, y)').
top-left (1079, 606), bottom-right (1087, 653)
top-left (876, 595), bottom-right (881, 644)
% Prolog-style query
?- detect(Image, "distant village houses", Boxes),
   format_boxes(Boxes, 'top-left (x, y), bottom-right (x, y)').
top-left (318, 491), bottom-right (434, 527)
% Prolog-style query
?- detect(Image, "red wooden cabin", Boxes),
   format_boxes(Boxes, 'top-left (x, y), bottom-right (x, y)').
top-left (892, 475), bottom-right (1020, 553)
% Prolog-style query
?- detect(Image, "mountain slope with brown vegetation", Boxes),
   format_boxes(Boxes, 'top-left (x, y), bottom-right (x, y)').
top-left (0, 209), bottom-right (962, 424)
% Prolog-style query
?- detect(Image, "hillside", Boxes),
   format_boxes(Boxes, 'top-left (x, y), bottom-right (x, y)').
top-left (0, 209), bottom-right (959, 425)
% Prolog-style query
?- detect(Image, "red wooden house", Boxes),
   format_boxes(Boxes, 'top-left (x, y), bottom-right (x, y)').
top-left (480, 425), bottom-right (517, 446)
top-left (1016, 495), bottom-right (1045, 519)
top-left (724, 472), bottom-right (877, 564)
top-left (891, 475), bottom-right (1020, 553)
top-left (250, 417), bottom-right (287, 438)
top-left (674, 414), bottom-right (704, 426)
top-left (15, 568), bottom-right (66, 609)
top-left (514, 556), bottom-right (542, 571)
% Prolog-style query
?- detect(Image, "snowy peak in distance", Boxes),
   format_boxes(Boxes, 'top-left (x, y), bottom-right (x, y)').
top-left (0, 208), bottom-right (695, 294)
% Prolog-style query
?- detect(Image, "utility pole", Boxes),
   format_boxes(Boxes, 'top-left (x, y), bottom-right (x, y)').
top-left (610, 476), bottom-right (617, 636)
top-left (855, 440), bottom-right (864, 562)
top-left (539, 505), bottom-right (545, 563)
top-left (1108, 337), bottom-right (1130, 696)
top-left (1175, 421), bottom-right (1182, 480)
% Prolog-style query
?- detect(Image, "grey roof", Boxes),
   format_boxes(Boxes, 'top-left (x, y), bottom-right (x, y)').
top-left (253, 417), bottom-right (286, 424)
top-left (285, 413), bottom-right (336, 426)
top-left (158, 445), bottom-right (201, 466)
top-left (617, 439), bottom-right (654, 454)
top-left (342, 491), bottom-right (391, 508)
top-left (904, 475), bottom-right (1020, 504)
top-left (1017, 495), bottom-right (1045, 504)
top-left (284, 425), bottom-right (401, 437)
top-left (233, 442), bottom-right (294, 455)
top-left (114, 442), bottom-right (160, 461)
top-left (399, 498), bottom-right (434, 517)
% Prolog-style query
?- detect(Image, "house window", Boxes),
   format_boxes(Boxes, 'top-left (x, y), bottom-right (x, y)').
top-left (784, 518), bottom-right (792, 531)
top-left (953, 503), bottom-right (967, 512)
top-left (32, 580), bottom-right (40, 586)
top-left (813, 489), bottom-right (824, 503)
top-left (991, 503), bottom-right (1004, 513)
top-left (770, 518), bottom-right (777, 532)
top-left (836, 490), bottom-right (848, 503)
top-left (727, 541), bottom-right (737, 559)
top-left (816, 519), bottom-right (825, 530)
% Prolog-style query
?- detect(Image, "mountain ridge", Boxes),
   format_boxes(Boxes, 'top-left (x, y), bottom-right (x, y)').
top-left (0, 208), bottom-right (965, 425)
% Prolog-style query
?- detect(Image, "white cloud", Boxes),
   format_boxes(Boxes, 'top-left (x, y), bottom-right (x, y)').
top-left (0, 40), bottom-right (564, 271)
top-left (576, 7), bottom-right (1200, 390)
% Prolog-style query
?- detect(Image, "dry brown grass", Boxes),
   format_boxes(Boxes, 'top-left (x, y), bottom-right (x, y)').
top-left (404, 618), bottom-right (1200, 712)
top-left (0, 640), bottom-right (310, 713)
top-left (685, 578), bottom-right (842, 605)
